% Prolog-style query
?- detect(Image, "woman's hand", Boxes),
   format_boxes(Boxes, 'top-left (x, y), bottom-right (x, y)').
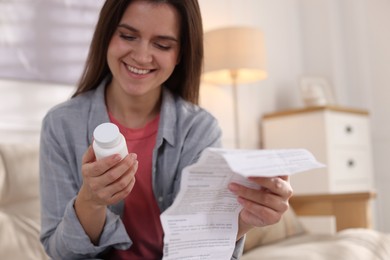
top-left (79, 145), bottom-right (138, 208)
top-left (228, 176), bottom-right (293, 240)
top-left (74, 145), bottom-right (138, 244)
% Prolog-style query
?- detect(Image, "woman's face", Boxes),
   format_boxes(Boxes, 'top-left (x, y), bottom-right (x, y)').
top-left (107, 0), bottom-right (181, 99)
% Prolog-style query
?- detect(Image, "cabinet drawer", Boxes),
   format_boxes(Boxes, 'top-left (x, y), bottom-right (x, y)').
top-left (326, 113), bottom-right (370, 147)
top-left (328, 149), bottom-right (371, 182)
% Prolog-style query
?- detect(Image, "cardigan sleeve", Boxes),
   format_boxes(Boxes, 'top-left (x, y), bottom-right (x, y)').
top-left (39, 107), bottom-right (131, 259)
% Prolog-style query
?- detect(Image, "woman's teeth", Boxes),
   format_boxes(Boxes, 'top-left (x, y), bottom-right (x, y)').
top-left (127, 65), bottom-right (150, 75)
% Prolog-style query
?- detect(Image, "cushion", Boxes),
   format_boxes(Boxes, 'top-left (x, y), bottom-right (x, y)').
top-left (243, 207), bottom-right (307, 253)
top-left (0, 143), bottom-right (49, 260)
top-left (241, 228), bottom-right (390, 260)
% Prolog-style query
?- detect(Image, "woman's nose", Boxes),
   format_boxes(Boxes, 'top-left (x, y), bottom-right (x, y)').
top-left (131, 42), bottom-right (152, 64)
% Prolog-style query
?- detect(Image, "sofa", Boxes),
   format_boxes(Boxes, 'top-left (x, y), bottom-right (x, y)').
top-left (1, 142), bottom-right (390, 260)
top-left (241, 206), bottom-right (390, 259)
top-left (0, 143), bottom-right (48, 259)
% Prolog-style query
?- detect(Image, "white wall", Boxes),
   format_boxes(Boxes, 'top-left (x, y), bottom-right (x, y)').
top-left (199, 0), bottom-right (303, 148)
top-left (0, 79), bottom-right (74, 144)
top-left (365, 0), bottom-right (390, 233)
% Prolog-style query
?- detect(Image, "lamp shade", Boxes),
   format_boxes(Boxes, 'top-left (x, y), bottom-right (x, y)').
top-left (203, 26), bottom-right (267, 85)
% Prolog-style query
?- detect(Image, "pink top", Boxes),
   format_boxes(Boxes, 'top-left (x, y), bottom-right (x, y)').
top-left (109, 113), bottom-right (163, 259)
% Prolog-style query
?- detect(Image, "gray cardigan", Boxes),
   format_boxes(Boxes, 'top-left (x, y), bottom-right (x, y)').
top-left (39, 80), bottom-right (244, 259)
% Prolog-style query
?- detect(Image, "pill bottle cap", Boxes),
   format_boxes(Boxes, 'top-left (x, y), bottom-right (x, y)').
top-left (93, 123), bottom-right (121, 149)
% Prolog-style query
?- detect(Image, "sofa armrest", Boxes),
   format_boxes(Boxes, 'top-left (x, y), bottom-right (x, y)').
top-left (289, 191), bottom-right (376, 231)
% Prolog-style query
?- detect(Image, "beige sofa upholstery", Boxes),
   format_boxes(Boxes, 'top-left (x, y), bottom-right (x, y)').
top-left (242, 228), bottom-right (390, 259)
top-left (0, 143), bottom-right (48, 260)
top-left (241, 195), bottom-right (390, 259)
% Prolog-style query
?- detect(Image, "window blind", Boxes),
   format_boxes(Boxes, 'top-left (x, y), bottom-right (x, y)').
top-left (0, 0), bottom-right (104, 85)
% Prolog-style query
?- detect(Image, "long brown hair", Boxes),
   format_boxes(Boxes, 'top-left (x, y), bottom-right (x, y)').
top-left (73, 0), bottom-right (204, 104)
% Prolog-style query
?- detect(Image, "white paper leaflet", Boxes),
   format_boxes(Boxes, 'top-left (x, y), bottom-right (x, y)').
top-left (160, 148), bottom-right (324, 260)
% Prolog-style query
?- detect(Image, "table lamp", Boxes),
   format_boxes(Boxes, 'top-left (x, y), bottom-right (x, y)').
top-left (203, 26), bottom-right (267, 148)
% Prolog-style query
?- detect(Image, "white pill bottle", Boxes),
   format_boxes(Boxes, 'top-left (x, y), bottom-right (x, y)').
top-left (92, 122), bottom-right (128, 160)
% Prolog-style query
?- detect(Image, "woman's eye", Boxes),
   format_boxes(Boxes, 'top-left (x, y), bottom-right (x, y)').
top-left (155, 43), bottom-right (171, 50)
top-left (119, 34), bottom-right (136, 41)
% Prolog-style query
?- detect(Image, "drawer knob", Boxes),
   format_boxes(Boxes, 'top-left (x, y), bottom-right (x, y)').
top-left (347, 159), bottom-right (355, 168)
top-left (345, 125), bottom-right (353, 134)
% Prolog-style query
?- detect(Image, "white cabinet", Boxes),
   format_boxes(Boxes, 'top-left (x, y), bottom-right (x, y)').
top-left (262, 106), bottom-right (374, 195)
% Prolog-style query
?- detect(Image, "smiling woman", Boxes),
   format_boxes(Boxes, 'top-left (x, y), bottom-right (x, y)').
top-left (38, 1), bottom-right (293, 260)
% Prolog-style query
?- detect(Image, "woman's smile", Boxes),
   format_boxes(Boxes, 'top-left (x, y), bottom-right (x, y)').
top-left (126, 65), bottom-right (152, 75)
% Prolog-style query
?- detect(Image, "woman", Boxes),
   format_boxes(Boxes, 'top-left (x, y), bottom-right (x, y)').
top-left (39, 0), bottom-right (293, 259)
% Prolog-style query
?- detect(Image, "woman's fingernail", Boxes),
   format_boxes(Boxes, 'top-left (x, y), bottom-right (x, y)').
top-left (273, 178), bottom-right (283, 188)
top-left (229, 183), bottom-right (239, 192)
